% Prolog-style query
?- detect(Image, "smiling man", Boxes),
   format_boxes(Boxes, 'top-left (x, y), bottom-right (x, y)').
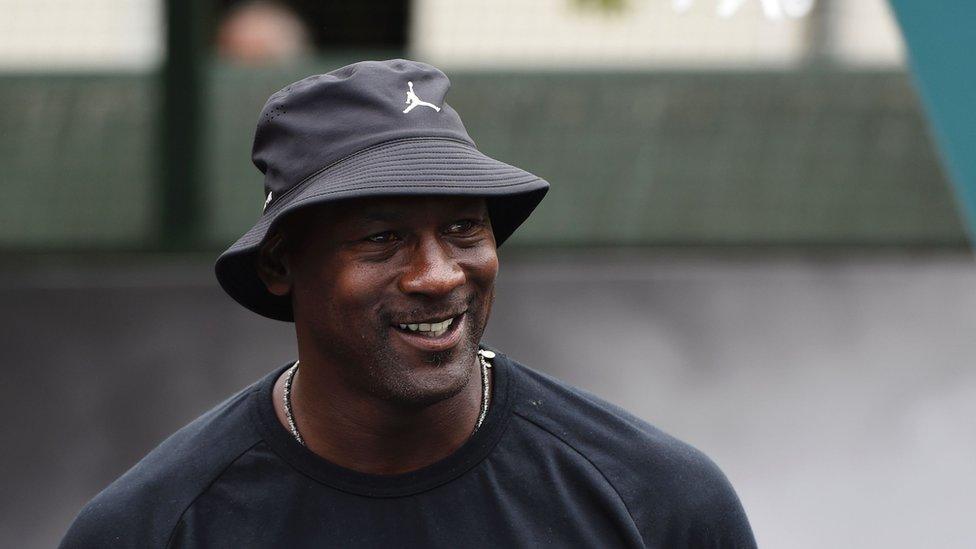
top-left (259, 195), bottom-right (501, 475)
top-left (61, 60), bottom-right (756, 548)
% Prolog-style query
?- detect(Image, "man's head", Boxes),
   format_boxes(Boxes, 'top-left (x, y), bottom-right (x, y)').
top-left (215, 59), bottom-right (547, 323)
top-left (256, 195), bottom-right (498, 406)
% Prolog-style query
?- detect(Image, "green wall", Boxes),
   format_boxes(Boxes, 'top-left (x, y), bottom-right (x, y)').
top-left (0, 73), bottom-right (157, 247)
top-left (0, 63), bottom-right (966, 249)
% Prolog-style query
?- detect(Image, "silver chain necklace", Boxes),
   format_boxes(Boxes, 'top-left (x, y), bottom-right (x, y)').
top-left (283, 349), bottom-right (494, 447)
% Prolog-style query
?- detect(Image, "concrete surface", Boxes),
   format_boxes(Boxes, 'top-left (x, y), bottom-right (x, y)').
top-left (3, 250), bottom-right (975, 548)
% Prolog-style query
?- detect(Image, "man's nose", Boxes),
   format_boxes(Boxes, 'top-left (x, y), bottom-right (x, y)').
top-left (398, 236), bottom-right (466, 297)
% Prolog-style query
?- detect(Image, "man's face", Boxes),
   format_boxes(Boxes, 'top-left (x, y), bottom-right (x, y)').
top-left (276, 195), bottom-right (498, 407)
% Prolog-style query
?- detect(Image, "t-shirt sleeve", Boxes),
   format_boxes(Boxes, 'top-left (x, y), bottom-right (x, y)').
top-left (59, 493), bottom-right (145, 549)
top-left (508, 359), bottom-right (757, 548)
top-left (57, 453), bottom-right (212, 549)
top-left (631, 448), bottom-right (757, 549)
top-left (59, 384), bottom-right (263, 548)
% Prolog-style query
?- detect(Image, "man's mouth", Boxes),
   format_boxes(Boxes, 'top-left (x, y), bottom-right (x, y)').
top-left (390, 312), bottom-right (466, 352)
top-left (395, 315), bottom-right (457, 337)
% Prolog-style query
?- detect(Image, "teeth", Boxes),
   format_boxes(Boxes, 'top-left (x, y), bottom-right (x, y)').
top-left (397, 317), bottom-right (455, 334)
top-left (431, 317), bottom-right (454, 332)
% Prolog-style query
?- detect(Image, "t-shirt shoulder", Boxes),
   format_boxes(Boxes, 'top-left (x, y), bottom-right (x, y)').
top-left (59, 378), bottom-right (266, 549)
top-left (503, 352), bottom-right (756, 548)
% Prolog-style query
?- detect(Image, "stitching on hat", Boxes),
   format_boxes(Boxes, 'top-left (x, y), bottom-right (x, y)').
top-left (327, 171), bottom-right (529, 185)
top-left (322, 177), bottom-right (532, 196)
top-left (292, 176), bottom-right (541, 205)
top-left (325, 164), bottom-right (522, 181)
top-left (314, 160), bottom-right (530, 190)
top-left (325, 162), bottom-right (506, 181)
top-left (330, 157), bottom-right (518, 168)
top-left (331, 170), bottom-right (525, 180)
top-left (328, 153), bottom-right (501, 167)
top-left (318, 151), bottom-right (506, 178)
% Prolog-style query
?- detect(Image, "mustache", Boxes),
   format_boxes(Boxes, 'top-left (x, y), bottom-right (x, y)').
top-left (384, 297), bottom-right (473, 324)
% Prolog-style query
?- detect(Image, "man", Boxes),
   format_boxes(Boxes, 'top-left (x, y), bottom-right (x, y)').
top-left (61, 59), bottom-right (756, 548)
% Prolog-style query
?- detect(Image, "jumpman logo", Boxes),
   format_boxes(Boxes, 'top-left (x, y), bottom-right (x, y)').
top-left (402, 81), bottom-right (441, 113)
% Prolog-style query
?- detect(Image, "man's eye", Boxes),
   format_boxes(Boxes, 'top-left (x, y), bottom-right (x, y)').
top-left (447, 220), bottom-right (479, 234)
top-left (366, 231), bottom-right (398, 243)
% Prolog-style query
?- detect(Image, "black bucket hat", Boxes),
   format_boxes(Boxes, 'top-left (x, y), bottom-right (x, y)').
top-left (215, 59), bottom-right (549, 321)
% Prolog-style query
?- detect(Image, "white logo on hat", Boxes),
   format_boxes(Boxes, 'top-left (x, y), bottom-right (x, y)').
top-left (403, 81), bottom-right (441, 113)
top-left (263, 191), bottom-right (273, 212)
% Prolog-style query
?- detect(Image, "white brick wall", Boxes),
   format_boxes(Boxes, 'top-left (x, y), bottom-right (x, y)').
top-left (0, 0), bottom-right (904, 71)
top-left (410, 0), bottom-right (904, 69)
top-left (0, 0), bottom-right (162, 70)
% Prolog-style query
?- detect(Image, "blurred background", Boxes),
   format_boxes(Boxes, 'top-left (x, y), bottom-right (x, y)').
top-left (2, 1), bottom-right (975, 547)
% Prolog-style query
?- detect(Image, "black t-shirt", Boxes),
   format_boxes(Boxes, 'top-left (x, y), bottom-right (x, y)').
top-left (60, 350), bottom-right (756, 548)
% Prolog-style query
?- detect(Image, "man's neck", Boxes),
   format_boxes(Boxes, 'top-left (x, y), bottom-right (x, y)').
top-left (271, 354), bottom-right (485, 476)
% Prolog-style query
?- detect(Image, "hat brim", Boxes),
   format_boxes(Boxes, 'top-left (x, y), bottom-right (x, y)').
top-left (215, 137), bottom-right (549, 322)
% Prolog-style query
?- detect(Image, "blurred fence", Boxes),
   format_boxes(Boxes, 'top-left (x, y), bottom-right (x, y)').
top-left (0, 73), bottom-right (157, 248)
top-left (0, 62), bottom-right (966, 250)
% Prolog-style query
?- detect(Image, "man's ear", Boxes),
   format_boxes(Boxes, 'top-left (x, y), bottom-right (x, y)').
top-left (256, 231), bottom-right (293, 297)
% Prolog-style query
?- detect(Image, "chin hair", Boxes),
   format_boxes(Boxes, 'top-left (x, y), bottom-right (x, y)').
top-left (424, 350), bottom-right (450, 368)
top-left (355, 340), bottom-right (475, 408)
top-left (381, 362), bottom-right (473, 408)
